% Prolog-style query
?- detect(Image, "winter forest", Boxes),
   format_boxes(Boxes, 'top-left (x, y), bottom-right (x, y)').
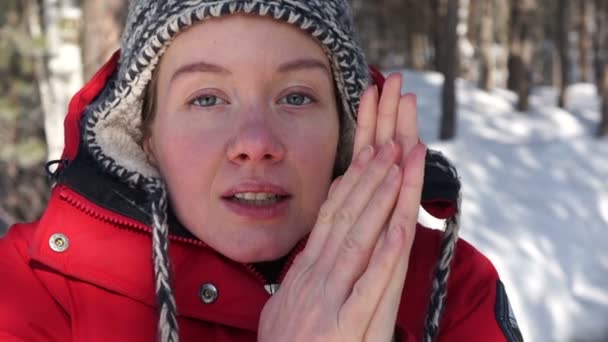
top-left (0, 0), bottom-right (607, 341)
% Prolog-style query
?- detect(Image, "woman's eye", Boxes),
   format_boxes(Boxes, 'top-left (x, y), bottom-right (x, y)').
top-left (190, 95), bottom-right (227, 107)
top-left (279, 93), bottom-right (314, 106)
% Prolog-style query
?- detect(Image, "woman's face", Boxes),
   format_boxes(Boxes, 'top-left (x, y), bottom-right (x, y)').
top-left (145, 14), bottom-right (340, 263)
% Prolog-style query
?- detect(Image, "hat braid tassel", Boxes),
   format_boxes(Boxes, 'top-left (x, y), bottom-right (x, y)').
top-left (148, 181), bottom-right (180, 342)
top-left (423, 194), bottom-right (462, 342)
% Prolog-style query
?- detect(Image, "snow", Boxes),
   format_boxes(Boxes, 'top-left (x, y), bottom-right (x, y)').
top-left (400, 69), bottom-right (608, 342)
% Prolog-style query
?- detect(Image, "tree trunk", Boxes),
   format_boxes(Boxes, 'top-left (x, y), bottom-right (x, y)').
top-left (597, 0), bottom-right (608, 137)
top-left (557, 0), bottom-right (569, 108)
top-left (439, 0), bottom-right (459, 140)
top-left (594, 0), bottom-right (607, 95)
top-left (81, 0), bottom-right (126, 80)
top-left (431, 0), bottom-right (445, 72)
top-left (599, 68), bottom-right (608, 137)
top-left (478, 0), bottom-right (495, 90)
top-left (578, 0), bottom-right (593, 82)
top-left (507, 0), bottom-right (537, 112)
top-left (40, 0), bottom-right (84, 164)
top-left (457, 0), bottom-right (472, 78)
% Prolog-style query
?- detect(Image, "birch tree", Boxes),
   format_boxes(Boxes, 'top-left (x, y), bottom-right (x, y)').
top-left (38, 0), bottom-right (84, 164)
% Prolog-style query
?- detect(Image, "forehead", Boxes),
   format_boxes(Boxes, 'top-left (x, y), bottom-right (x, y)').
top-left (159, 14), bottom-right (331, 75)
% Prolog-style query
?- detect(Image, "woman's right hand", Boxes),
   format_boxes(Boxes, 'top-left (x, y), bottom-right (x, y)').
top-left (258, 74), bottom-right (426, 342)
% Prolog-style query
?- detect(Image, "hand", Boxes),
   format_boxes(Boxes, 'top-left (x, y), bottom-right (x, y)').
top-left (354, 73), bottom-right (423, 341)
top-left (258, 73), bottom-right (425, 342)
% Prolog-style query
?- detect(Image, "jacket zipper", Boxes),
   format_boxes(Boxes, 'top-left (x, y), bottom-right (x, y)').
top-left (57, 184), bottom-right (271, 284)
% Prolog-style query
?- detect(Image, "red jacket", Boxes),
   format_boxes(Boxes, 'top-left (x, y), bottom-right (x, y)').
top-left (0, 53), bottom-right (521, 341)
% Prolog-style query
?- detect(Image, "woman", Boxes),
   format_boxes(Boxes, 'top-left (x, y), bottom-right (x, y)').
top-left (0, 0), bottom-right (522, 341)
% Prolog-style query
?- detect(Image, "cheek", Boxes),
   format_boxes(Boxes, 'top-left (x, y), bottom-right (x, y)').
top-left (151, 121), bottom-right (224, 202)
top-left (288, 115), bottom-right (339, 201)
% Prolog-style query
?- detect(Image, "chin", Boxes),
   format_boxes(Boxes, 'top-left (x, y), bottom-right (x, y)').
top-left (218, 233), bottom-right (300, 264)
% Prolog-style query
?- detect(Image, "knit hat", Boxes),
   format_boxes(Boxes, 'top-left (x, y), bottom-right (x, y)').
top-left (81, 1), bottom-right (461, 341)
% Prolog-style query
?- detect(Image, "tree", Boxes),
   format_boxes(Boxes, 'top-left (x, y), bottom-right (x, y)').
top-left (595, 0), bottom-right (608, 137)
top-left (507, 0), bottom-right (538, 112)
top-left (0, 0), bottom-right (50, 225)
top-left (81, 0), bottom-right (126, 80)
top-left (577, 0), bottom-right (593, 83)
top-left (438, 0), bottom-right (460, 140)
top-left (556, 0), bottom-right (570, 107)
top-left (39, 0), bottom-right (84, 164)
top-left (478, 0), bottom-right (496, 90)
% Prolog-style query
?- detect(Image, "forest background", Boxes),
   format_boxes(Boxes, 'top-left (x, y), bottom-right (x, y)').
top-left (1, 1), bottom-right (607, 340)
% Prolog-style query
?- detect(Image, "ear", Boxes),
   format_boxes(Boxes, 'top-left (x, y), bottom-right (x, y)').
top-left (143, 135), bottom-right (159, 167)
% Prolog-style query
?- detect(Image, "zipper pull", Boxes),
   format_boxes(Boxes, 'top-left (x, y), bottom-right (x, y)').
top-left (264, 284), bottom-right (280, 295)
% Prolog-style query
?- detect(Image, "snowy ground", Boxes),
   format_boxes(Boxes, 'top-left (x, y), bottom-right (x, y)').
top-left (403, 69), bottom-right (608, 342)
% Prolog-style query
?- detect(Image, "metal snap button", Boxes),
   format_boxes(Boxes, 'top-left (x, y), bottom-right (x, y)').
top-left (49, 233), bottom-right (70, 252)
top-left (199, 283), bottom-right (218, 304)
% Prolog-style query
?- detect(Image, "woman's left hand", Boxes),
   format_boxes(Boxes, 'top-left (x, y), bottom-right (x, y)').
top-left (352, 72), bottom-right (422, 340)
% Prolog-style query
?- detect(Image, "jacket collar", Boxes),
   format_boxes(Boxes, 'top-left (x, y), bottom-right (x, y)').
top-left (29, 180), bottom-right (274, 332)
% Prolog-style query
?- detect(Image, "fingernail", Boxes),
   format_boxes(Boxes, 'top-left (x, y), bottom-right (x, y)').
top-left (358, 145), bottom-right (374, 163)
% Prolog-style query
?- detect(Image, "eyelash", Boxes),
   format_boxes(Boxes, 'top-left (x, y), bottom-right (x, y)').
top-left (188, 91), bottom-right (317, 109)
top-left (277, 92), bottom-right (315, 106)
top-left (189, 94), bottom-right (228, 108)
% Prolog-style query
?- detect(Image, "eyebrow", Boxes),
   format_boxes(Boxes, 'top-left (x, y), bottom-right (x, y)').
top-left (277, 58), bottom-right (332, 81)
top-left (170, 58), bottom-right (332, 84)
top-left (170, 61), bottom-right (231, 84)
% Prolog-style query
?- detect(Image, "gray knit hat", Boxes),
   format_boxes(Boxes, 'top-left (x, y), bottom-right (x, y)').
top-left (81, 1), bottom-right (460, 341)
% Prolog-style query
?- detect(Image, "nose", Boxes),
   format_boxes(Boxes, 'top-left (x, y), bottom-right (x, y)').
top-left (226, 118), bottom-right (286, 165)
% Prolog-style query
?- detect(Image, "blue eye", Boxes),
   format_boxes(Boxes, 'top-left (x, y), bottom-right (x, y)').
top-left (191, 95), bottom-right (227, 107)
top-left (279, 93), bottom-right (314, 106)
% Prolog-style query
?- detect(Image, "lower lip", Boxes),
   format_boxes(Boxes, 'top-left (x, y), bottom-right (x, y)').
top-left (221, 197), bottom-right (290, 220)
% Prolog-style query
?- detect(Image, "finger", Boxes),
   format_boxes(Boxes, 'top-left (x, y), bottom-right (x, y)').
top-left (302, 145), bottom-right (375, 261)
top-left (325, 163), bottom-right (402, 301)
top-left (375, 73), bottom-right (403, 146)
top-left (327, 176), bottom-right (343, 199)
top-left (337, 215), bottom-right (405, 335)
top-left (365, 143), bottom-right (426, 340)
top-left (352, 85), bottom-right (379, 161)
top-left (395, 93), bottom-right (419, 164)
top-left (316, 141), bottom-right (398, 270)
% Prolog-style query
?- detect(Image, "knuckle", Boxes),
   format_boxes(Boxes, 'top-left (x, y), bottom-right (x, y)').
top-left (292, 251), bottom-right (313, 271)
top-left (341, 234), bottom-right (365, 256)
top-left (390, 215), bottom-right (410, 230)
top-left (317, 202), bottom-right (334, 224)
top-left (390, 218), bottom-right (414, 239)
top-left (369, 160), bottom-right (390, 177)
top-left (335, 208), bottom-right (356, 227)
top-left (351, 157), bottom-right (367, 170)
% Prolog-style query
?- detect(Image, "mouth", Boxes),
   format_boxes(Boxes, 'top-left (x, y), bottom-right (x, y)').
top-left (221, 183), bottom-right (292, 220)
top-left (225, 192), bottom-right (291, 206)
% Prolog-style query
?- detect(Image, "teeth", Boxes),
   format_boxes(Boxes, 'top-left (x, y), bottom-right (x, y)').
top-left (234, 192), bottom-right (279, 201)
